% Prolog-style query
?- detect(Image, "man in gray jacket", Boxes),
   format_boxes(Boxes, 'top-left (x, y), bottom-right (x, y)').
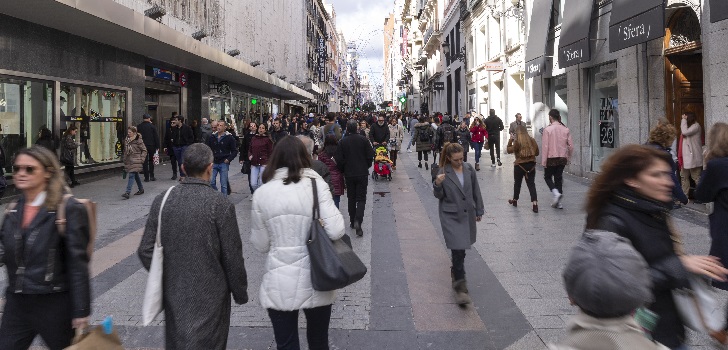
top-left (200, 118), bottom-right (213, 143)
top-left (138, 143), bottom-right (248, 350)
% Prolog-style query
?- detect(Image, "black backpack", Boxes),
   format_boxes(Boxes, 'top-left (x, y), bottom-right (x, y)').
top-left (441, 124), bottom-right (455, 144)
top-left (418, 126), bottom-right (432, 142)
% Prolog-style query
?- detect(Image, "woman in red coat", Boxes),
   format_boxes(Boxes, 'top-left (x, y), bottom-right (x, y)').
top-left (318, 135), bottom-right (345, 208)
top-left (469, 117), bottom-right (488, 171)
top-left (248, 123), bottom-right (274, 193)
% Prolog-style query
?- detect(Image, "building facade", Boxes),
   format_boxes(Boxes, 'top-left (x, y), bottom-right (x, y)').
top-left (524, 0), bottom-right (728, 177)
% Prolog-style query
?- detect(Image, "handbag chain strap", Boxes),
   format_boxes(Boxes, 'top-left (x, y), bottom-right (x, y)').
top-left (156, 186), bottom-right (176, 248)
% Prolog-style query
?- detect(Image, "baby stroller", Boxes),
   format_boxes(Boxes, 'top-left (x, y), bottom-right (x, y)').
top-left (372, 146), bottom-right (393, 181)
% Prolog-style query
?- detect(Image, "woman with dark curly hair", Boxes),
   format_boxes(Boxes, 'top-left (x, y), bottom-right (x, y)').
top-left (646, 118), bottom-right (688, 207)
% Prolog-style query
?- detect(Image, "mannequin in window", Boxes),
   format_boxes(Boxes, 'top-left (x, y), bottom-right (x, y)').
top-left (79, 122), bottom-right (95, 164)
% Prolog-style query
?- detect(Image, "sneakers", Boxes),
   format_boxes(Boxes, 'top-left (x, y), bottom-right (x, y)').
top-left (475, 163), bottom-right (480, 171)
top-left (491, 163), bottom-right (496, 168)
top-left (551, 189), bottom-right (563, 208)
top-left (134, 189), bottom-right (144, 195)
top-left (533, 203), bottom-right (539, 213)
top-left (407, 149), bottom-right (413, 153)
top-left (151, 177), bottom-right (156, 181)
top-left (122, 192), bottom-right (130, 199)
top-left (418, 162), bottom-right (422, 168)
top-left (497, 159), bottom-right (502, 166)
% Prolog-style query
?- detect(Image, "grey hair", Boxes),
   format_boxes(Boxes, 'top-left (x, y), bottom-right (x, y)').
top-left (297, 135), bottom-right (315, 155)
top-left (183, 144), bottom-right (214, 177)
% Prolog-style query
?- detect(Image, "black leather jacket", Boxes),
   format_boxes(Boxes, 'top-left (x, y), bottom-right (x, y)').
top-left (0, 196), bottom-right (91, 319)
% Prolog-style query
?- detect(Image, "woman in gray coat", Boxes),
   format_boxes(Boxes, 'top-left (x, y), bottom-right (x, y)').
top-left (433, 142), bottom-right (485, 306)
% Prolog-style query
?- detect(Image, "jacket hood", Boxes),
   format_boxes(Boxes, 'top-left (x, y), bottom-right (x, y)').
top-left (270, 167), bottom-right (322, 182)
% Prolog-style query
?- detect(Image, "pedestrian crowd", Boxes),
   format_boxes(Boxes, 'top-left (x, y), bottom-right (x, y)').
top-left (1, 107), bottom-right (728, 350)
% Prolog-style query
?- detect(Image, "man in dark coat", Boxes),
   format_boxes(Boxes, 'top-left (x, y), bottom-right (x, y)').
top-left (368, 115), bottom-right (390, 148)
top-left (484, 109), bottom-right (504, 167)
top-left (206, 120), bottom-right (238, 196)
top-left (137, 114), bottom-right (160, 182)
top-left (270, 119), bottom-right (288, 145)
top-left (164, 115), bottom-right (195, 180)
top-left (334, 120), bottom-right (375, 236)
top-left (138, 144), bottom-right (248, 350)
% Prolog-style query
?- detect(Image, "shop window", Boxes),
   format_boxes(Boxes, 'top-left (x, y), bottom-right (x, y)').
top-left (60, 84), bottom-right (126, 165)
top-left (589, 62), bottom-right (619, 172)
top-left (0, 76), bottom-right (54, 174)
top-left (549, 74), bottom-right (568, 124)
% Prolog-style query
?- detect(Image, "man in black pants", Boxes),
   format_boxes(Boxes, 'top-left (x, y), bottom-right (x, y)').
top-left (334, 120), bottom-right (375, 237)
top-left (137, 114), bottom-right (160, 182)
top-left (484, 109), bottom-right (504, 167)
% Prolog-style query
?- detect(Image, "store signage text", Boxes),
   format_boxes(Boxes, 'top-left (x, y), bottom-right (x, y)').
top-left (318, 37), bottom-right (327, 82)
top-left (433, 82), bottom-right (445, 91)
top-left (525, 57), bottom-right (545, 79)
top-left (558, 38), bottom-right (590, 69)
top-left (485, 62), bottom-right (504, 72)
top-left (179, 72), bottom-right (188, 87)
top-left (599, 97), bottom-right (617, 148)
top-left (609, 5), bottom-right (664, 52)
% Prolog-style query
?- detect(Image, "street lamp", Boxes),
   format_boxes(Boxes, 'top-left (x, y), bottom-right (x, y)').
top-left (441, 42), bottom-right (466, 64)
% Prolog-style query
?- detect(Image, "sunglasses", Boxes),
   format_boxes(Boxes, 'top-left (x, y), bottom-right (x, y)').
top-left (13, 165), bottom-right (38, 175)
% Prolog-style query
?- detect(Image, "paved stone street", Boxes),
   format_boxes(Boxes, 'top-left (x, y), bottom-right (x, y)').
top-left (1, 135), bottom-right (722, 349)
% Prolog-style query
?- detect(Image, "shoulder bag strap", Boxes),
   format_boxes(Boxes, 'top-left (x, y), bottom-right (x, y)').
top-left (311, 178), bottom-right (320, 220)
top-left (56, 194), bottom-right (73, 236)
top-left (156, 186), bottom-right (176, 248)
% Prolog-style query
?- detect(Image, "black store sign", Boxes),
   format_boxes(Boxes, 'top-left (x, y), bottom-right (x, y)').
top-left (433, 82), bottom-right (445, 91)
top-left (318, 37), bottom-right (327, 82)
top-left (558, 0), bottom-right (594, 69)
top-left (609, 2), bottom-right (664, 52)
top-left (559, 40), bottom-right (589, 68)
top-left (525, 57), bottom-right (545, 80)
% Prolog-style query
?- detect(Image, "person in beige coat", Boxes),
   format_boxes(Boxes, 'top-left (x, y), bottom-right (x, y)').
top-left (122, 126), bottom-right (147, 199)
top-left (679, 112), bottom-right (703, 199)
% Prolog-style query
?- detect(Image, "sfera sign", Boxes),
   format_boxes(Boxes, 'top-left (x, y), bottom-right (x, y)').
top-left (609, 4), bottom-right (664, 52)
top-left (525, 58), bottom-right (545, 79)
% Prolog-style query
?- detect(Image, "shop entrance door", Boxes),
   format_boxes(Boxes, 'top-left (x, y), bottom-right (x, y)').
top-left (145, 85), bottom-right (180, 150)
top-left (665, 53), bottom-right (704, 130)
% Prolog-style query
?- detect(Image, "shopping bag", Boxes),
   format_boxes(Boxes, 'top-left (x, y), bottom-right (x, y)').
top-left (673, 274), bottom-right (727, 343)
top-left (142, 186), bottom-right (175, 325)
top-left (64, 322), bottom-right (123, 350)
top-left (153, 151), bottom-right (160, 166)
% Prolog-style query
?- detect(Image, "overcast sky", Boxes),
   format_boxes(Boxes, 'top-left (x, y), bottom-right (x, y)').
top-left (327, 0), bottom-right (395, 93)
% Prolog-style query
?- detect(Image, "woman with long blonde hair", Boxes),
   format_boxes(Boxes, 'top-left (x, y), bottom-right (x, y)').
top-left (506, 125), bottom-right (540, 212)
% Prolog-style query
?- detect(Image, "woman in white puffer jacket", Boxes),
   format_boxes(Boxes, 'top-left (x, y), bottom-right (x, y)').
top-left (251, 135), bottom-right (345, 350)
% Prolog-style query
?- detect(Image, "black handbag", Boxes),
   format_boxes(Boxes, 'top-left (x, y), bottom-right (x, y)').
top-left (241, 160), bottom-right (251, 174)
top-left (307, 178), bottom-right (367, 291)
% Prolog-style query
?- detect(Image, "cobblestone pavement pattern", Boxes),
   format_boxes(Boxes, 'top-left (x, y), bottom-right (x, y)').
top-left (1, 134), bottom-right (723, 349)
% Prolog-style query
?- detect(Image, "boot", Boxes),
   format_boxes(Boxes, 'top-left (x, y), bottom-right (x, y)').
top-left (418, 161), bottom-right (422, 168)
top-left (354, 221), bottom-right (363, 237)
top-left (452, 279), bottom-right (472, 306)
top-left (425, 163), bottom-right (429, 170)
top-left (508, 199), bottom-right (517, 207)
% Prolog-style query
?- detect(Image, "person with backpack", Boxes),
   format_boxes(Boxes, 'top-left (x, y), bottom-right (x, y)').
top-left (0, 146), bottom-right (91, 349)
top-left (484, 109), bottom-right (505, 167)
top-left (321, 113), bottom-right (342, 141)
top-left (437, 115), bottom-right (456, 152)
top-left (469, 118), bottom-right (488, 171)
top-left (413, 116), bottom-right (435, 170)
top-left (407, 114), bottom-right (419, 153)
top-left (455, 122), bottom-right (472, 163)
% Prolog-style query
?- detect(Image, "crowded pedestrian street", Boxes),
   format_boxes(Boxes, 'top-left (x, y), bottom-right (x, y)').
top-left (0, 135), bottom-right (720, 349)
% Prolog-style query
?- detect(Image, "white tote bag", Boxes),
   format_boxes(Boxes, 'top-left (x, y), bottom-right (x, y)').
top-left (141, 186), bottom-right (175, 326)
top-left (673, 274), bottom-right (726, 335)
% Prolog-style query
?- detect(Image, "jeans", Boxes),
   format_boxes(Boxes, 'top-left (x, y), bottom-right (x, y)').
top-left (251, 165), bottom-right (266, 191)
top-left (172, 146), bottom-right (188, 177)
top-left (0, 292), bottom-right (74, 350)
top-left (333, 195), bottom-right (341, 208)
top-left (345, 175), bottom-right (368, 225)
top-left (210, 162), bottom-right (230, 196)
top-left (451, 250), bottom-right (466, 281)
top-left (125, 172), bottom-right (143, 193)
top-left (142, 146), bottom-right (155, 179)
top-left (489, 137), bottom-right (501, 164)
top-left (544, 164), bottom-right (566, 194)
top-left (472, 142), bottom-right (484, 164)
top-left (513, 162), bottom-right (537, 202)
top-left (267, 305), bottom-right (332, 350)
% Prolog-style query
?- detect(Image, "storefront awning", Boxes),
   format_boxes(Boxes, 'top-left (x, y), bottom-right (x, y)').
top-left (609, 0), bottom-right (665, 52)
top-left (524, 0), bottom-right (555, 79)
top-left (0, 0), bottom-right (314, 101)
top-left (711, 0), bottom-right (728, 23)
top-left (558, 0), bottom-right (594, 68)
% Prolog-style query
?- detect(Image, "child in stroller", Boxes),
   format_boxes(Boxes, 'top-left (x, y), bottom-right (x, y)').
top-left (372, 146), bottom-right (393, 181)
